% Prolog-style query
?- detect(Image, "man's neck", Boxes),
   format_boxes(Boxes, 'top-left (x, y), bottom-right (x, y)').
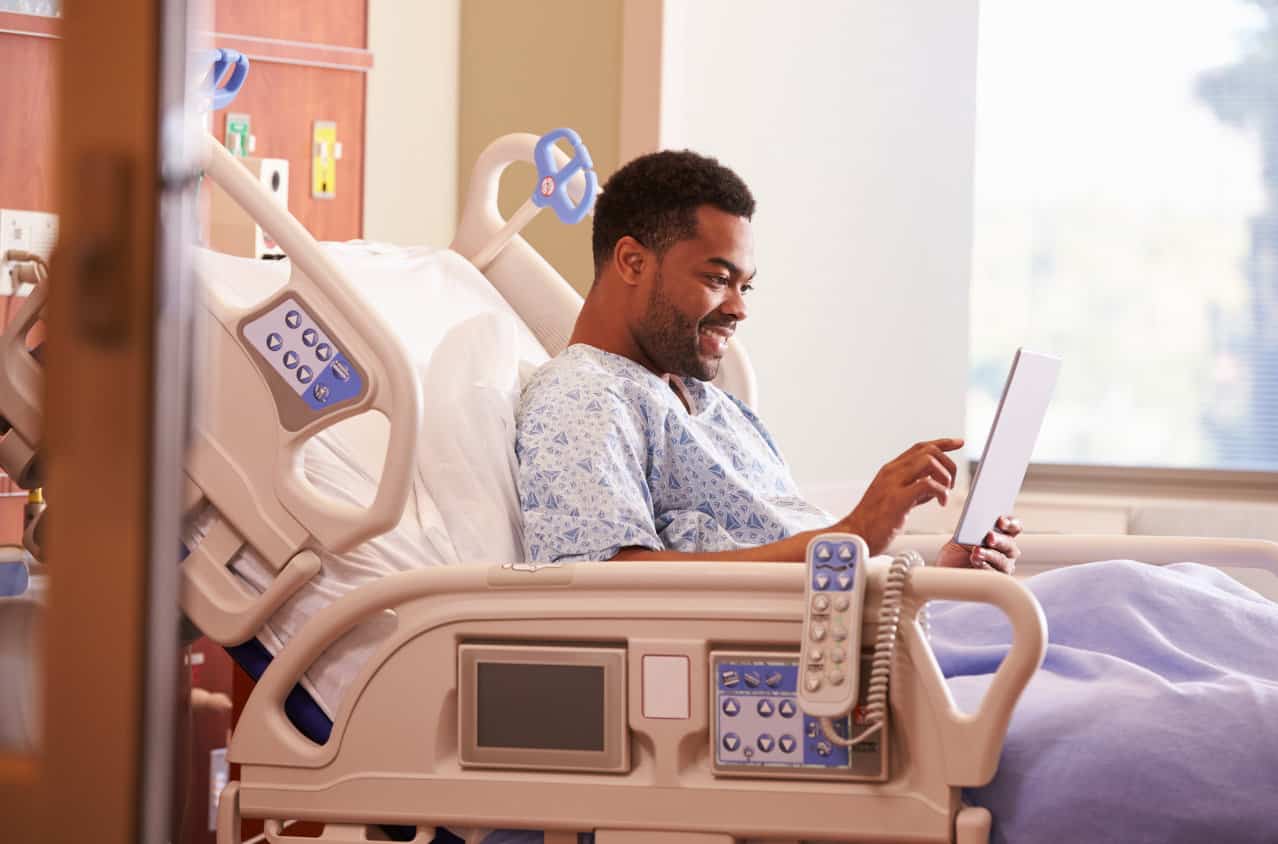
top-left (570, 292), bottom-right (661, 376)
top-left (571, 293), bottom-right (693, 413)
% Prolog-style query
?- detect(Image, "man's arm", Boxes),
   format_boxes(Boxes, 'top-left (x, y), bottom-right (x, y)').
top-left (617, 438), bottom-right (1024, 572)
top-left (614, 514), bottom-right (1023, 572)
top-left (612, 527), bottom-right (821, 563)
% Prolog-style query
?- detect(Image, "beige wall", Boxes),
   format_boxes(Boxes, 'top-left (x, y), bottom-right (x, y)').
top-left (458, 0), bottom-right (623, 293)
top-left (669, 0), bottom-right (980, 495)
top-left (364, 0), bottom-right (460, 247)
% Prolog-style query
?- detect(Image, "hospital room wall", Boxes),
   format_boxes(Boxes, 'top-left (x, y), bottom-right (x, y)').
top-left (208, 1), bottom-right (371, 242)
top-left (666, 1), bottom-right (979, 497)
top-left (363, 0), bottom-right (459, 248)
top-left (456, 0), bottom-right (625, 292)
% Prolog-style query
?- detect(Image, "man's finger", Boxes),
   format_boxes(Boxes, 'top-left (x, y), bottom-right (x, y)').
top-left (982, 530), bottom-right (1020, 560)
top-left (996, 515), bottom-right (1023, 537)
top-left (909, 476), bottom-right (948, 507)
top-left (911, 453), bottom-right (954, 490)
top-left (929, 437), bottom-right (965, 452)
top-left (972, 546), bottom-right (1015, 574)
top-left (927, 445), bottom-right (959, 482)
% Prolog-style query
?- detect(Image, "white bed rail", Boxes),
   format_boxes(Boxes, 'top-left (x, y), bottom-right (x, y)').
top-left (183, 135), bottom-right (422, 644)
top-left (220, 560), bottom-right (1043, 842)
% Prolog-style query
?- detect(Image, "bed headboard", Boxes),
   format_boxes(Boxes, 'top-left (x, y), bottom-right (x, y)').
top-left (450, 132), bottom-right (759, 410)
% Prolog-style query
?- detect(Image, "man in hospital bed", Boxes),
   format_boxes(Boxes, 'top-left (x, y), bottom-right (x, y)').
top-left (516, 150), bottom-right (1022, 571)
top-left (514, 151), bottom-right (1278, 843)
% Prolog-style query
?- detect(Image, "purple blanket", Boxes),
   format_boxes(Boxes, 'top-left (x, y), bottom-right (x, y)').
top-left (930, 560), bottom-right (1278, 843)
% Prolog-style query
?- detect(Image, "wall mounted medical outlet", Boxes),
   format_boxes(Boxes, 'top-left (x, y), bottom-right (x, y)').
top-left (470, 127), bottom-right (598, 271)
top-left (311, 120), bottom-right (341, 200)
top-left (209, 156), bottom-right (289, 259)
top-left (181, 133), bottom-right (421, 646)
top-left (225, 112), bottom-right (255, 157)
top-left (0, 210), bottom-right (58, 296)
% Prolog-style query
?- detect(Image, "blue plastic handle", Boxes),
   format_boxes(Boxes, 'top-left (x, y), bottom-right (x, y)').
top-left (202, 48), bottom-right (250, 111)
top-left (530, 128), bottom-right (598, 225)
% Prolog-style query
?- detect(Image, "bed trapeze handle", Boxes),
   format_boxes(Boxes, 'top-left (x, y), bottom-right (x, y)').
top-left (530, 128), bottom-right (598, 225)
top-left (198, 134), bottom-right (422, 557)
top-left (907, 567), bottom-right (1047, 787)
top-left (205, 48), bottom-right (249, 112)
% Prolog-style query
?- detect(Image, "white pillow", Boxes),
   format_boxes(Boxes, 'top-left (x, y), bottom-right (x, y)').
top-left (418, 311), bottom-right (548, 564)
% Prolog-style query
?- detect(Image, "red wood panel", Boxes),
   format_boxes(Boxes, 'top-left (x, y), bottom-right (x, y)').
top-left (0, 33), bottom-right (58, 212)
top-left (212, 60), bottom-right (365, 241)
top-left (214, 0), bottom-right (368, 50)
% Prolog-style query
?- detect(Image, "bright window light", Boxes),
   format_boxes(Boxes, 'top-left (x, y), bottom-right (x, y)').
top-left (968, 0), bottom-right (1278, 472)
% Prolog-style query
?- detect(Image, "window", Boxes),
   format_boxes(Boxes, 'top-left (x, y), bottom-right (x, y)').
top-left (968, 0), bottom-right (1278, 474)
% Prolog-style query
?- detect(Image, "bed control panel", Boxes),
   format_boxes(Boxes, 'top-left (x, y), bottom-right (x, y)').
top-left (710, 651), bottom-right (886, 781)
top-left (241, 294), bottom-right (366, 429)
top-left (799, 535), bottom-right (868, 718)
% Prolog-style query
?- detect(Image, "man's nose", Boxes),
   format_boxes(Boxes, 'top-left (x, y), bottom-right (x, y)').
top-left (722, 286), bottom-right (748, 321)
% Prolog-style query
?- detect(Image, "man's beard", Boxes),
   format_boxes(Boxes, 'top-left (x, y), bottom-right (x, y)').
top-left (635, 269), bottom-right (721, 381)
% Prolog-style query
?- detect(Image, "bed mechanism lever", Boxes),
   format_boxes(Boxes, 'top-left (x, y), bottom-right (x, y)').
top-left (181, 510), bottom-right (320, 646)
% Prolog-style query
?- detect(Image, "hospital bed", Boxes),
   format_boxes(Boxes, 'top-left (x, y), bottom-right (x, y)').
top-left (3, 121), bottom-right (1278, 842)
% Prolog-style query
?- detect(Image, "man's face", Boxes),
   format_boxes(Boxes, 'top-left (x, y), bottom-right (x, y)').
top-left (632, 206), bottom-right (756, 381)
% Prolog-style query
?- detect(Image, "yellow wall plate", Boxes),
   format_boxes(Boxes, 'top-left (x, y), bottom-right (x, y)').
top-left (311, 120), bottom-right (338, 199)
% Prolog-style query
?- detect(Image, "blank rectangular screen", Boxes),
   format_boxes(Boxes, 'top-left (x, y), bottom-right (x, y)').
top-left (476, 662), bottom-right (606, 752)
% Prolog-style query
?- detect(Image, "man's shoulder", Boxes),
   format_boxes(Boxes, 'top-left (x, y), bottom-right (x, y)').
top-left (519, 346), bottom-right (658, 425)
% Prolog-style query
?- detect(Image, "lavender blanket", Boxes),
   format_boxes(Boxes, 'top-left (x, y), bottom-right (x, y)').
top-left (930, 560), bottom-right (1278, 844)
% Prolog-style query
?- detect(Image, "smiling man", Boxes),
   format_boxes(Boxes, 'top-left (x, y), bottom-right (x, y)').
top-left (515, 150), bottom-right (1021, 570)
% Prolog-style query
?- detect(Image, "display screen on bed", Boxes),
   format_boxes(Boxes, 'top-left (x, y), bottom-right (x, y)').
top-left (458, 643), bottom-right (629, 773)
top-left (476, 662), bottom-right (605, 751)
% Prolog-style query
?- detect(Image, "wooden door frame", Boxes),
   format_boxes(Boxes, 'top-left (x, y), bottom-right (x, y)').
top-left (0, 0), bottom-right (196, 840)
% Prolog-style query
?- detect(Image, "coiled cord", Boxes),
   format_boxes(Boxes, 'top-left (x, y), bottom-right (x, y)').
top-left (820, 549), bottom-right (926, 747)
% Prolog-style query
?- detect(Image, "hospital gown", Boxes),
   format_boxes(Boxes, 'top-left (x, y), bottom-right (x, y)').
top-left (517, 344), bottom-right (831, 563)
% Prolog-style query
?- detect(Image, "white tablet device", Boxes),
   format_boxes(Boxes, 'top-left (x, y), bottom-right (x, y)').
top-left (954, 348), bottom-right (1061, 547)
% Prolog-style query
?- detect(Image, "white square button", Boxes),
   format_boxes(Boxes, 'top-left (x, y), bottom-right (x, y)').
top-left (642, 655), bottom-right (690, 720)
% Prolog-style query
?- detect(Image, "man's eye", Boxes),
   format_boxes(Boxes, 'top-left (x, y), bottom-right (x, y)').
top-left (741, 284), bottom-right (754, 295)
top-left (707, 275), bottom-right (730, 286)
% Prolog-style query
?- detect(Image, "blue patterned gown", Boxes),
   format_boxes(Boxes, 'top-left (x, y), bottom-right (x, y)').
top-left (516, 344), bottom-right (831, 563)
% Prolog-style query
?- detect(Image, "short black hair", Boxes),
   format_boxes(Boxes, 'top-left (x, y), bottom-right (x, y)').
top-left (591, 150), bottom-right (755, 275)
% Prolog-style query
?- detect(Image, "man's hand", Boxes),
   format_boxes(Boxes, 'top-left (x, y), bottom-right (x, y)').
top-left (936, 515), bottom-right (1023, 574)
top-left (837, 438), bottom-right (964, 555)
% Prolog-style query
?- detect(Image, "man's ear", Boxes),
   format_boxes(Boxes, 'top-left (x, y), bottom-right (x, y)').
top-left (613, 236), bottom-right (649, 287)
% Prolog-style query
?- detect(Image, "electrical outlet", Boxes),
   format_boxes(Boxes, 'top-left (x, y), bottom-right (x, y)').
top-left (0, 209), bottom-right (59, 296)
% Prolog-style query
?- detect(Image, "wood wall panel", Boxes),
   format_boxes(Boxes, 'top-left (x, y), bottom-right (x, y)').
top-left (0, 32), bottom-right (58, 212)
top-left (211, 59), bottom-right (366, 241)
top-left (214, 0), bottom-right (368, 50)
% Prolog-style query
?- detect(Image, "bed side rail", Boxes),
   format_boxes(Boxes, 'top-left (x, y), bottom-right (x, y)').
top-left (182, 134), bottom-right (422, 645)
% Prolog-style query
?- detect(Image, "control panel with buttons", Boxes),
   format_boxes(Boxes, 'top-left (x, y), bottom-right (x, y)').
top-left (798, 535), bottom-right (867, 718)
top-left (710, 651), bottom-right (886, 781)
top-left (240, 295), bottom-right (366, 428)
